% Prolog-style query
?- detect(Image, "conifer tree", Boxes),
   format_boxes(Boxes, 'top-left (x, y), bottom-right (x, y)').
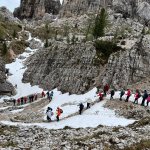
top-left (93, 8), bottom-right (108, 38)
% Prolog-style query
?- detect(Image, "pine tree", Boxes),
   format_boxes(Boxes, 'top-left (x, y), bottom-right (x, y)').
top-left (13, 30), bottom-right (17, 38)
top-left (93, 8), bottom-right (108, 39)
top-left (44, 38), bottom-right (48, 48)
top-left (2, 42), bottom-right (8, 56)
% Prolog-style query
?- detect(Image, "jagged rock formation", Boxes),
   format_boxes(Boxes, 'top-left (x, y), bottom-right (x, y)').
top-left (101, 35), bottom-right (150, 90)
top-left (60, 0), bottom-right (113, 17)
top-left (22, 41), bottom-right (102, 94)
top-left (0, 6), bottom-right (20, 23)
top-left (13, 0), bottom-right (61, 20)
top-left (0, 58), bottom-right (14, 95)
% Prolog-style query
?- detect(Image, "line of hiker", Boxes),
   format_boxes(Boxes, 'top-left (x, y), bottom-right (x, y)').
top-left (12, 93), bottom-right (38, 106)
top-left (12, 90), bottom-right (54, 106)
top-left (97, 84), bottom-right (150, 107)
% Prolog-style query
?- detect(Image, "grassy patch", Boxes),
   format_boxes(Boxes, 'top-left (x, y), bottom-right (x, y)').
top-left (124, 139), bottom-right (150, 150)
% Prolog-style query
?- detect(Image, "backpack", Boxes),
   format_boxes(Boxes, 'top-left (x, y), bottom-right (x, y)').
top-left (60, 109), bottom-right (63, 113)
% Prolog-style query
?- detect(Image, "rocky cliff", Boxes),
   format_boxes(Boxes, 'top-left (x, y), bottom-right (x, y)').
top-left (13, 0), bottom-right (61, 20)
top-left (0, 58), bottom-right (14, 95)
top-left (60, 0), bottom-right (113, 17)
top-left (100, 35), bottom-right (150, 90)
top-left (22, 41), bottom-right (102, 94)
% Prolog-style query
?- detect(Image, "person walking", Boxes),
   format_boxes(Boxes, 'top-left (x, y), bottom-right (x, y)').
top-left (41, 91), bottom-right (45, 98)
top-left (103, 84), bottom-right (109, 96)
top-left (13, 99), bottom-right (16, 106)
top-left (50, 91), bottom-right (54, 101)
top-left (98, 91), bottom-right (103, 101)
top-left (133, 89), bottom-right (141, 104)
top-left (120, 89), bottom-right (125, 100)
top-left (125, 89), bottom-right (131, 102)
top-left (46, 91), bottom-right (50, 99)
top-left (110, 89), bottom-right (115, 100)
top-left (17, 98), bottom-right (21, 105)
top-left (146, 94), bottom-right (150, 107)
top-left (141, 90), bottom-right (148, 106)
top-left (56, 107), bottom-right (63, 121)
top-left (79, 103), bottom-right (84, 115)
top-left (86, 98), bottom-right (92, 109)
top-left (24, 96), bottom-right (27, 104)
top-left (46, 107), bottom-right (53, 122)
top-left (21, 97), bottom-right (24, 105)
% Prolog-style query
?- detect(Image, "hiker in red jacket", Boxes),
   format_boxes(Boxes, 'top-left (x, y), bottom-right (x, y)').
top-left (146, 94), bottom-right (150, 107)
top-left (98, 92), bottom-right (103, 101)
top-left (56, 107), bottom-right (63, 121)
top-left (24, 96), bottom-right (27, 104)
top-left (17, 98), bottom-right (21, 105)
top-left (103, 84), bottom-right (109, 96)
top-left (125, 89), bottom-right (131, 102)
top-left (133, 89), bottom-right (141, 104)
top-left (41, 91), bottom-right (45, 98)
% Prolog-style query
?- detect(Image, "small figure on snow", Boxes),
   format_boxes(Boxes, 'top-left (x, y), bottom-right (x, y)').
top-left (110, 89), bottom-right (115, 100)
top-left (125, 89), bottom-right (131, 102)
top-left (46, 107), bottom-right (53, 122)
top-left (56, 107), bottom-right (63, 121)
top-left (141, 90), bottom-right (148, 106)
top-left (120, 89), bottom-right (125, 101)
top-left (41, 91), bottom-right (45, 98)
top-left (97, 91), bottom-right (103, 101)
top-left (87, 98), bottom-right (92, 109)
top-left (146, 94), bottom-right (150, 107)
top-left (103, 84), bottom-right (109, 96)
top-left (78, 103), bottom-right (84, 115)
top-left (133, 89), bottom-right (141, 104)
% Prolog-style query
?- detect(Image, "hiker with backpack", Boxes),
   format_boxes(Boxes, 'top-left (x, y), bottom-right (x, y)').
top-left (103, 84), bottom-right (109, 96)
top-left (46, 107), bottom-right (53, 122)
top-left (41, 91), bottom-right (45, 98)
top-left (110, 89), bottom-right (115, 100)
top-left (50, 91), bottom-right (54, 101)
top-left (133, 89), bottom-right (141, 104)
top-left (141, 90), bottom-right (148, 106)
top-left (146, 94), bottom-right (150, 107)
top-left (56, 107), bottom-right (63, 121)
top-left (46, 91), bottom-right (50, 99)
top-left (79, 103), bottom-right (84, 115)
top-left (120, 89), bottom-right (125, 100)
top-left (97, 91), bottom-right (103, 101)
top-left (125, 89), bottom-right (131, 102)
top-left (86, 98), bottom-right (92, 109)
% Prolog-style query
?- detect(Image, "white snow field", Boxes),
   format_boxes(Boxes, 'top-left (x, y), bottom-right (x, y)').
top-left (0, 32), bottom-right (137, 129)
top-left (0, 33), bottom-right (44, 102)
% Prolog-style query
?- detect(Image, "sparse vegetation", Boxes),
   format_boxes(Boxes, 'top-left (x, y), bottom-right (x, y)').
top-left (93, 8), bottom-right (108, 38)
top-left (93, 40), bottom-right (122, 65)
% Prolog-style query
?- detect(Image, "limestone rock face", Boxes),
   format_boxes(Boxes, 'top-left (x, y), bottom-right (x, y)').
top-left (13, 0), bottom-right (61, 20)
top-left (60, 0), bottom-right (113, 17)
top-left (0, 58), bottom-right (14, 95)
top-left (22, 41), bottom-right (102, 94)
top-left (101, 35), bottom-right (150, 90)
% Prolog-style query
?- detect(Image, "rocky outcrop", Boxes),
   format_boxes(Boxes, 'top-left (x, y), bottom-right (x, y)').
top-left (22, 41), bottom-right (102, 94)
top-left (101, 35), bottom-right (150, 90)
top-left (0, 58), bottom-right (14, 95)
top-left (0, 117), bottom-right (150, 149)
top-left (13, 0), bottom-right (61, 20)
top-left (0, 6), bottom-right (20, 23)
top-left (60, 0), bottom-right (113, 17)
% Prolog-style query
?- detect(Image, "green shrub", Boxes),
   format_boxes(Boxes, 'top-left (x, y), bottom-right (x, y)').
top-left (94, 40), bottom-right (122, 64)
top-left (2, 42), bottom-right (8, 56)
